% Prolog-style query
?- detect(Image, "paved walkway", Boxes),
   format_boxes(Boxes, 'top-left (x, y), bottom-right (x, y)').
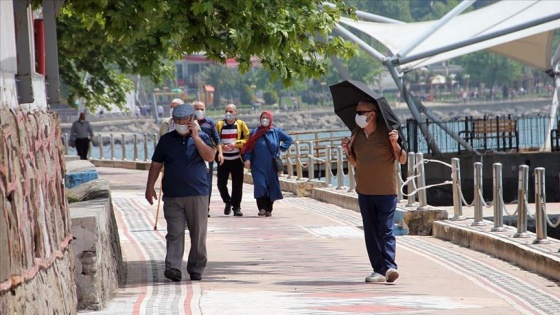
top-left (80, 168), bottom-right (560, 315)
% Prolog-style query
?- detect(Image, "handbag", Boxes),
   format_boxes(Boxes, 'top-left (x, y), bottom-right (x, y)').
top-left (264, 134), bottom-right (284, 173)
top-left (272, 155), bottom-right (284, 172)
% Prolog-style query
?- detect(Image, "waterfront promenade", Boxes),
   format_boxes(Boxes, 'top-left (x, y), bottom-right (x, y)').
top-left (79, 167), bottom-right (560, 315)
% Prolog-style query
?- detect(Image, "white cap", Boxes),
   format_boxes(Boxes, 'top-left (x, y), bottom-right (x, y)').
top-left (171, 98), bottom-right (184, 105)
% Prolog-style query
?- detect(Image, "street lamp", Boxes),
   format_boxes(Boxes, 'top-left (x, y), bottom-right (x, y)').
top-left (320, 81), bottom-right (326, 106)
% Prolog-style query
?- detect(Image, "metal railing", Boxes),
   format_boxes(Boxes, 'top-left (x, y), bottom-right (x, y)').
top-left (447, 157), bottom-right (559, 247)
top-left (65, 127), bottom-right (559, 249)
top-left (63, 132), bottom-right (158, 161)
top-left (406, 113), bottom-right (557, 154)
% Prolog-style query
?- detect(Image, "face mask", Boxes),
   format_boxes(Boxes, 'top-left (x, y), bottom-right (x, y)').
top-left (175, 124), bottom-right (190, 135)
top-left (260, 118), bottom-right (270, 127)
top-left (169, 108), bottom-right (173, 116)
top-left (194, 110), bottom-right (205, 120)
top-left (225, 113), bottom-right (234, 121)
top-left (355, 113), bottom-right (369, 129)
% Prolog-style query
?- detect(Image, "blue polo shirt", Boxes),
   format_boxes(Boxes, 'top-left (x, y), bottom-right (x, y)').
top-left (197, 117), bottom-right (221, 147)
top-left (151, 131), bottom-right (214, 198)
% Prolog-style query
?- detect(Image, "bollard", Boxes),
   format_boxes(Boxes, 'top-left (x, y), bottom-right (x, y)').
top-left (336, 146), bottom-right (345, 190)
top-left (286, 146), bottom-right (294, 179)
top-left (133, 134), bottom-right (138, 161)
top-left (307, 141), bottom-right (315, 181)
top-left (152, 133), bottom-right (158, 152)
top-left (533, 168), bottom-right (550, 244)
top-left (110, 134), bottom-right (115, 160)
top-left (491, 163), bottom-right (507, 232)
top-left (325, 146), bottom-right (332, 186)
top-left (347, 163), bottom-right (356, 192)
top-left (472, 162), bottom-right (486, 226)
top-left (513, 165), bottom-right (530, 238)
top-left (451, 158), bottom-right (464, 220)
top-left (295, 141), bottom-right (303, 180)
top-left (98, 134), bottom-right (104, 159)
top-left (405, 152), bottom-right (416, 208)
top-left (121, 134), bottom-right (126, 160)
top-left (143, 134), bottom-right (149, 161)
top-left (416, 152), bottom-right (429, 210)
top-left (87, 141), bottom-right (92, 160)
top-left (395, 160), bottom-right (404, 202)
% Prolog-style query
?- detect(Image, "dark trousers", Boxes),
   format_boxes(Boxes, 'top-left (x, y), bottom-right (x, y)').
top-left (256, 196), bottom-right (273, 212)
top-left (75, 138), bottom-right (90, 160)
top-left (217, 158), bottom-right (244, 209)
top-left (357, 194), bottom-right (397, 275)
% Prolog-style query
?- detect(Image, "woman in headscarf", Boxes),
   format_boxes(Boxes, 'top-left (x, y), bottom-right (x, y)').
top-left (242, 111), bottom-right (293, 217)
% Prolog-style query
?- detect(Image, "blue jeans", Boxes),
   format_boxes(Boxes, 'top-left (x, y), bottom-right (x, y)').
top-left (357, 194), bottom-right (397, 274)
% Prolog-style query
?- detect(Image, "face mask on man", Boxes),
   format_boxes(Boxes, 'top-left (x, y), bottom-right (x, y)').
top-left (260, 118), bottom-right (270, 127)
top-left (175, 124), bottom-right (190, 135)
top-left (194, 110), bottom-right (205, 120)
top-left (355, 113), bottom-right (370, 129)
top-left (225, 113), bottom-right (234, 121)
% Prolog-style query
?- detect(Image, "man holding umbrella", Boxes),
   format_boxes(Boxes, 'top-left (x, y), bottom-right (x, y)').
top-left (332, 80), bottom-right (407, 284)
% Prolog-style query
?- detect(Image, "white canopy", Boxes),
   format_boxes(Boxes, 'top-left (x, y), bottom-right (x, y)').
top-left (339, 0), bottom-right (560, 72)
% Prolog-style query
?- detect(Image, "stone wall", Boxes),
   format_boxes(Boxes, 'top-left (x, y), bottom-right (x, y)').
top-left (0, 109), bottom-right (77, 313)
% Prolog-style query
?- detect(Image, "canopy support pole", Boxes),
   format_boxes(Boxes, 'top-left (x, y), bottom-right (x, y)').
top-left (334, 24), bottom-right (441, 154)
top-left (541, 43), bottom-right (560, 151)
top-left (329, 56), bottom-right (351, 81)
top-left (385, 63), bottom-right (441, 155)
top-left (397, 0), bottom-right (476, 58)
top-left (411, 93), bottom-right (478, 154)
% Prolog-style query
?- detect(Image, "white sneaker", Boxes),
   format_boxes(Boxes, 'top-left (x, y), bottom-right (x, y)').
top-left (365, 272), bottom-right (386, 283)
top-left (386, 268), bottom-right (399, 283)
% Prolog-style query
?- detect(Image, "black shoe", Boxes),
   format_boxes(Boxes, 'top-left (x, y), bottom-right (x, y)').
top-left (164, 268), bottom-right (182, 282)
top-left (233, 208), bottom-right (243, 217)
top-left (265, 211), bottom-right (272, 217)
top-left (190, 272), bottom-right (202, 281)
top-left (224, 203), bottom-right (231, 215)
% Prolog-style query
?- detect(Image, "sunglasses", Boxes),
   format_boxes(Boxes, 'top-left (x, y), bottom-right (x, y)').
top-left (355, 110), bottom-right (374, 116)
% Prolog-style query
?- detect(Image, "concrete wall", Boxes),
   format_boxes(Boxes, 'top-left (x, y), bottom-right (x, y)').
top-left (71, 197), bottom-right (123, 310)
top-left (0, 2), bottom-right (77, 313)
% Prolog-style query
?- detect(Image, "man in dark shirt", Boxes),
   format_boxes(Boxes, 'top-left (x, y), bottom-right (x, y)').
top-left (145, 104), bottom-right (215, 282)
top-left (193, 101), bottom-right (222, 217)
top-left (69, 112), bottom-right (94, 160)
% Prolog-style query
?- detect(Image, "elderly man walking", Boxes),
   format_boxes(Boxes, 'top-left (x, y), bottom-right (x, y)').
top-left (193, 101), bottom-right (222, 217)
top-left (216, 103), bottom-right (250, 217)
top-left (145, 104), bottom-right (216, 282)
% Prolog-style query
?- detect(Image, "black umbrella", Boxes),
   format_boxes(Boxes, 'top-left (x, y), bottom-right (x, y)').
top-left (329, 79), bottom-right (407, 149)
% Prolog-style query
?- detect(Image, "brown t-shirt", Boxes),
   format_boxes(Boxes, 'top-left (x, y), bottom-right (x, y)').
top-left (351, 123), bottom-right (397, 195)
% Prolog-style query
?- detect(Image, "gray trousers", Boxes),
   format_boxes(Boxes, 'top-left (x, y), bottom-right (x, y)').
top-left (163, 196), bottom-right (208, 275)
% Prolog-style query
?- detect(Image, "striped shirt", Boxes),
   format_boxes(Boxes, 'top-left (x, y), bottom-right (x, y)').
top-left (220, 123), bottom-right (240, 160)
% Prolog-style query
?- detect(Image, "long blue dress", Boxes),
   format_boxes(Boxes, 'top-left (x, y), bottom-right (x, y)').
top-left (243, 128), bottom-right (293, 202)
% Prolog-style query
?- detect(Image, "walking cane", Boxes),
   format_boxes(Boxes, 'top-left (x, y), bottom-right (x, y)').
top-left (154, 177), bottom-right (163, 230)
